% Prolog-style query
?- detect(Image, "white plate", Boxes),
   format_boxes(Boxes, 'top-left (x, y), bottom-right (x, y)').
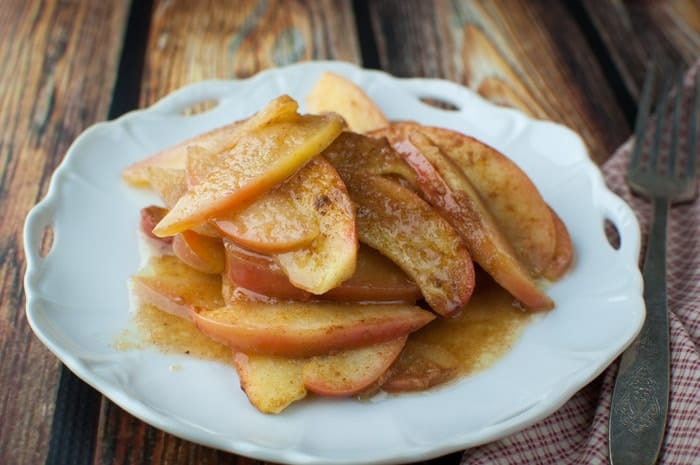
top-left (24, 61), bottom-right (644, 464)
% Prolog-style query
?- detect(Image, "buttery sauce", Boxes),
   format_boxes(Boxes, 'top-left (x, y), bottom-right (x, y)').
top-left (115, 256), bottom-right (234, 365)
top-left (117, 255), bottom-right (537, 393)
top-left (418, 279), bottom-right (534, 373)
top-left (128, 303), bottom-right (233, 364)
top-left (383, 278), bottom-right (536, 392)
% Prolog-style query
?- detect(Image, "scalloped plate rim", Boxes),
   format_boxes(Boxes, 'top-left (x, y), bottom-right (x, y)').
top-left (23, 61), bottom-right (644, 465)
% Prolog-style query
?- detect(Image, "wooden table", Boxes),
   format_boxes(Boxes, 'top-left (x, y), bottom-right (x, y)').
top-left (2, 1), bottom-right (699, 464)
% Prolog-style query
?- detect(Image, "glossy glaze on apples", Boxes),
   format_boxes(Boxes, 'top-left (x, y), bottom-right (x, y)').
top-left (152, 97), bottom-right (345, 237)
top-left (123, 91), bottom-right (574, 414)
top-left (124, 256), bottom-right (534, 398)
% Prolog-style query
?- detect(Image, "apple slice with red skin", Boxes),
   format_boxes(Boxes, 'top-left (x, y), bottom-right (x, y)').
top-left (223, 240), bottom-right (313, 301)
top-left (321, 245), bottom-right (421, 303)
top-left (233, 336), bottom-right (407, 413)
top-left (389, 132), bottom-right (553, 310)
top-left (192, 301), bottom-right (434, 357)
top-left (323, 133), bottom-right (475, 316)
top-left (139, 206), bottom-right (173, 256)
top-left (153, 98), bottom-right (345, 237)
top-left (131, 255), bottom-right (425, 357)
top-left (172, 230), bottom-right (225, 274)
top-left (302, 336), bottom-right (406, 397)
top-left (130, 238), bottom-right (416, 413)
top-left (542, 207), bottom-right (574, 280)
top-left (223, 241), bottom-right (421, 303)
top-left (129, 255), bottom-right (224, 321)
top-left (374, 122), bottom-right (558, 278)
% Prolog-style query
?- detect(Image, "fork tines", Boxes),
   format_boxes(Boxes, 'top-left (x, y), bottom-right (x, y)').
top-left (628, 64), bottom-right (700, 203)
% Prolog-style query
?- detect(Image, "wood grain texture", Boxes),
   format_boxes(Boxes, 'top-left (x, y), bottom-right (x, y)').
top-left (368, 0), bottom-right (632, 163)
top-left (582, 0), bottom-right (700, 100)
top-left (95, 401), bottom-right (266, 465)
top-left (0, 1), bottom-right (129, 465)
top-left (140, 0), bottom-right (361, 107)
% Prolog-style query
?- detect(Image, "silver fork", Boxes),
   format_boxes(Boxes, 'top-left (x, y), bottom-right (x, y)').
top-left (608, 66), bottom-right (699, 465)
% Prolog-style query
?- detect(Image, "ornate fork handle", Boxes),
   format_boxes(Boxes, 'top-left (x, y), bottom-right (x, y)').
top-left (609, 196), bottom-right (671, 465)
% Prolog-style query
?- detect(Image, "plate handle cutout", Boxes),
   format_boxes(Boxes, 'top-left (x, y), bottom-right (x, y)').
top-left (40, 224), bottom-right (55, 258)
top-left (150, 81), bottom-right (239, 117)
top-left (599, 192), bottom-right (641, 266)
top-left (604, 218), bottom-right (621, 250)
top-left (178, 99), bottom-right (220, 116)
top-left (419, 96), bottom-right (460, 111)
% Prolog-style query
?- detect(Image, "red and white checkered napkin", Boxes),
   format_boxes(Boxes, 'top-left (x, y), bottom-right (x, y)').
top-left (462, 60), bottom-right (700, 465)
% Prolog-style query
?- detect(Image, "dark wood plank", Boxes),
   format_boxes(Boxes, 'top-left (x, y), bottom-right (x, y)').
top-left (0, 1), bottom-right (131, 465)
top-left (368, 0), bottom-right (632, 163)
top-left (94, 1), bottom-right (362, 464)
top-left (95, 401), bottom-right (266, 465)
top-left (581, 0), bottom-right (700, 100)
top-left (97, 400), bottom-right (461, 465)
top-left (139, 0), bottom-right (361, 106)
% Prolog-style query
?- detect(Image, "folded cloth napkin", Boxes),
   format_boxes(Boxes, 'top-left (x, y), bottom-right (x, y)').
top-left (461, 59), bottom-right (700, 465)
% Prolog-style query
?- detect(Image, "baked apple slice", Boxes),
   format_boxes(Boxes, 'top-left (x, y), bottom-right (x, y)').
top-left (306, 71), bottom-right (388, 133)
top-left (356, 175), bottom-right (475, 315)
top-left (172, 230), bottom-right (225, 274)
top-left (192, 301), bottom-right (434, 357)
top-left (185, 145), bottom-right (320, 254)
top-left (271, 157), bottom-right (357, 294)
top-left (144, 166), bottom-right (188, 209)
top-left (381, 341), bottom-right (459, 392)
top-left (129, 255), bottom-right (224, 321)
top-left (224, 242), bottom-right (420, 303)
top-left (375, 122), bottom-right (557, 277)
top-left (233, 352), bottom-right (306, 414)
top-left (153, 98), bottom-right (345, 237)
top-left (234, 336), bottom-right (407, 413)
top-left (302, 336), bottom-right (407, 397)
top-left (213, 192), bottom-right (320, 254)
top-left (347, 174), bottom-right (474, 316)
top-left (542, 207), bottom-right (574, 280)
top-left (322, 131), bottom-right (417, 183)
top-left (223, 240), bottom-right (312, 301)
top-left (393, 132), bottom-right (553, 310)
top-left (306, 71), bottom-right (389, 133)
top-left (215, 180), bottom-right (321, 253)
top-left (122, 95), bottom-right (298, 188)
top-left (139, 206), bottom-right (174, 256)
top-left (190, 155), bottom-right (357, 295)
top-left (322, 245), bottom-right (421, 303)
top-left (323, 133), bottom-right (474, 316)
